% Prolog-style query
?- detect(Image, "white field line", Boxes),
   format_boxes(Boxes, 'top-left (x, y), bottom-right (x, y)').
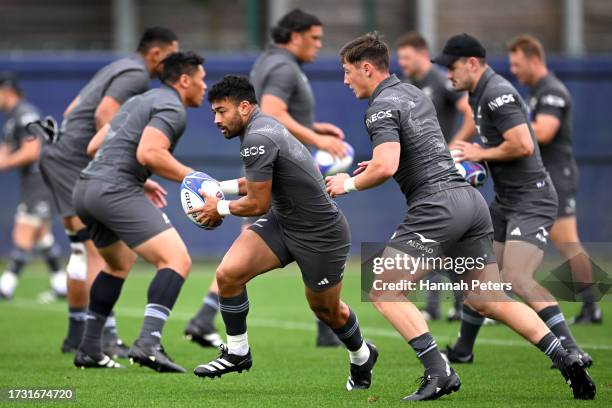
top-left (5, 298), bottom-right (612, 351)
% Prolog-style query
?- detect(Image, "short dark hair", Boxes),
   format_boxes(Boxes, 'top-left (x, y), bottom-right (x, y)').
top-left (271, 9), bottom-right (322, 44)
top-left (0, 72), bottom-right (23, 96)
top-left (508, 34), bottom-right (546, 62)
top-left (339, 32), bottom-right (390, 71)
top-left (395, 31), bottom-right (429, 51)
top-left (160, 51), bottom-right (204, 85)
top-left (137, 27), bottom-right (179, 53)
top-left (207, 75), bottom-right (257, 105)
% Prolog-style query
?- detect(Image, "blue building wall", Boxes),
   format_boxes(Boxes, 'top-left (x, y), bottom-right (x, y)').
top-left (0, 54), bottom-right (610, 258)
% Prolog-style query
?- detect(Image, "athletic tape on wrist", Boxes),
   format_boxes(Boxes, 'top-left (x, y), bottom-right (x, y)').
top-left (219, 179), bottom-right (240, 196)
top-left (343, 177), bottom-right (357, 193)
top-left (217, 200), bottom-right (231, 216)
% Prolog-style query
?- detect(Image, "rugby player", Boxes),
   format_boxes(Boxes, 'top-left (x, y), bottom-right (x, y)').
top-left (0, 73), bottom-right (65, 300)
top-left (72, 51), bottom-right (205, 372)
top-left (186, 9), bottom-right (346, 348)
top-left (508, 34), bottom-right (601, 324)
top-left (435, 33), bottom-right (592, 367)
top-left (191, 75), bottom-right (377, 391)
top-left (395, 31), bottom-right (475, 321)
top-left (327, 32), bottom-right (595, 401)
top-left (39, 27), bottom-right (179, 357)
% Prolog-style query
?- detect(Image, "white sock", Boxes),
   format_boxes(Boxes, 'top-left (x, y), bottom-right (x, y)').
top-left (349, 341), bottom-right (370, 365)
top-left (66, 243), bottom-right (87, 281)
top-left (50, 270), bottom-right (67, 296)
top-left (227, 333), bottom-right (249, 356)
top-left (0, 271), bottom-right (18, 297)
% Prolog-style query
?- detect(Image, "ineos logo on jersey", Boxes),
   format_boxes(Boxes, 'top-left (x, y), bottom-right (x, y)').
top-left (241, 145), bottom-right (265, 158)
top-left (487, 94), bottom-right (515, 111)
top-left (365, 110), bottom-right (392, 128)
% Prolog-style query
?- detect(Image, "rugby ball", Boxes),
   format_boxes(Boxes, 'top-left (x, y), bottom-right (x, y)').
top-left (455, 161), bottom-right (488, 188)
top-left (313, 142), bottom-right (355, 176)
top-left (180, 172), bottom-right (225, 230)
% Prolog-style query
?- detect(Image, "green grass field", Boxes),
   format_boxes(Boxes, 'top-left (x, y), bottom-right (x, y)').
top-left (1, 261), bottom-right (610, 407)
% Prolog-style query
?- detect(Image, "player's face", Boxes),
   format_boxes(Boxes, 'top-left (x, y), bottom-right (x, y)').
top-left (509, 50), bottom-right (532, 85)
top-left (397, 46), bottom-right (421, 78)
top-left (343, 62), bottom-right (369, 99)
top-left (211, 99), bottom-right (244, 139)
top-left (447, 58), bottom-right (472, 91)
top-left (185, 66), bottom-right (207, 107)
top-left (296, 25), bottom-right (323, 63)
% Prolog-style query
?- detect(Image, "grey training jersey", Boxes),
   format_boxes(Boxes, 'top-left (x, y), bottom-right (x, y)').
top-left (469, 67), bottom-right (550, 198)
top-left (82, 86), bottom-right (186, 186)
top-left (407, 67), bottom-right (464, 142)
top-left (365, 75), bottom-right (466, 204)
top-left (250, 45), bottom-right (315, 129)
top-left (240, 107), bottom-right (338, 230)
top-left (57, 56), bottom-right (150, 164)
top-left (2, 100), bottom-right (42, 188)
top-left (528, 73), bottom-right (574, 167)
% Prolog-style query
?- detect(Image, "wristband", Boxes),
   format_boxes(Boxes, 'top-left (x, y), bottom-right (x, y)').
top-left (343, 177), bottom-right (357, 193)
top-left (219, 179), bottom-right (240, 195)
top-left (217, 200), bottom-right (231, 216)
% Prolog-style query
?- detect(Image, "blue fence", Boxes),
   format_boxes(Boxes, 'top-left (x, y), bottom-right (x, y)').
top-left (1, 54), bottom-right (611, 258)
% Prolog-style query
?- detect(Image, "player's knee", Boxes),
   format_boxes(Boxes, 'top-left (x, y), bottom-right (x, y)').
top-left (215, 265), bottom-right (239, 291)
top-left (468, 300), bottom-right (497, 319)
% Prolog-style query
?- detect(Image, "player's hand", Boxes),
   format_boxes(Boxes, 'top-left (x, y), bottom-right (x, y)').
top-left (325, 172), bottom-right (350, 198)
top-left (317, 135), bottom-right (347, 158)
top-left (189, 189), bottom-right (223, 228)
top-left (144, 179), bottom-right (168, 209)
top-left (353, 160), bottom-right (370, 175)
top-left (316, 122), bottom-right (345, 139)
top-left (450, 141), bottom-right (484, 162)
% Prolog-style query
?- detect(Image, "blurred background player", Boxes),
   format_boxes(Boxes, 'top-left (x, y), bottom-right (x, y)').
top-left (73, 51), bottom-right (205, 371)
top-left (192, 75), bottom-right (377, 391)
top-left (0, 73), bottom-right (66, 300)
top-left (186, 9), bottom-right (347, 348)
top-left (508, 34), bottom-right (602, 325)
top-left (436, 34), bottom-right (592, 366)
top-left (39, 27), bottom-right (179, 357)
top-left (395, 31), bottom-right (475, 322)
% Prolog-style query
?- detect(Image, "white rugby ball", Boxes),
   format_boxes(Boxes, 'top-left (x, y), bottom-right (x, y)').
top-left (313, 142), bottom-right (355, 176)
top-left (180, 172), bottom-right (225, 230)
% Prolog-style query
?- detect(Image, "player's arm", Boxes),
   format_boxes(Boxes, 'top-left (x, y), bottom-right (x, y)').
top-left (94, 96), bottom-right (121, 130)
top-left (531, 114), bottom-right (560, 145)
top-left (0, 137), bottom-right (41, 171)
top-left (455, 123), bottom-right (534, 162)
top-left (136, 126), bottom-right (192, 182)
top-left (326, 142), bottom-right (399, 197)
top-left (63, 96), bottom-right (80, 118)
top-left (260, 94), bottom-right (346, 157)
top-left (450, 94), bottom-right (476, 143)
top-left (87, 123), bottom-right (110, 157)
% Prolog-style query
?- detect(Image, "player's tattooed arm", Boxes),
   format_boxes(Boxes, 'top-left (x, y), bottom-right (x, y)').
top-left (326, 141), bottom-right (399, 197)
top-left (0, 138), bottom-right (40, 171)
top-left (94, 96), bottom-right (121, 131)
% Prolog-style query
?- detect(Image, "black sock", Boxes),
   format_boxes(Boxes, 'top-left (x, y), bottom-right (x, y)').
top-left (80, 272), bottom-right (125, 356)
top-left (536, 332), bottom-right (567, 366)
top-left (7, 247), bottom-right (30, 276)
top-left (537, 305), bottom-right (579, 351)
top-left (330, 309), bottom-right (363, 351)
top-left (192, 291), bottom-right (220, 327)
top-left (454, 304), bottom-right (484, 355)
top-left (137, 268), bottom-right (185, 345)
top-left (66, 306), bottom-right (87, 347)
top-left (41, 242), bottom-right (62, 274)
top-left (220, 288), bottom-right (249, 336)
top-left (409, 332), bottom-right (448, 376)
